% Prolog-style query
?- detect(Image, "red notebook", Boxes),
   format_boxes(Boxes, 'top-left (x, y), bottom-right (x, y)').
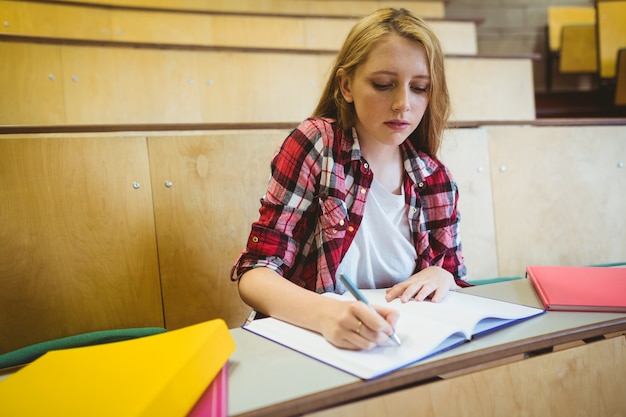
top-left (187, 362), bottom-right (228, 417)
top-left (527, 266), bottom-right (626, 312)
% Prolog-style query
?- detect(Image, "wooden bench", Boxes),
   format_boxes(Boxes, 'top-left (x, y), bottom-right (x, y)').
top-left (38, 0), bottom-right (448, 18)
top-left (0, 37), bottom-right (536, 126)
top-left (0, 0), bottom-right (477, 54)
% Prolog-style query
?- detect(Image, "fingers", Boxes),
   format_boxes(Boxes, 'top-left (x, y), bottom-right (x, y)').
top-left (373, 304), bottom-right (400, 329)
top-left (335, 302), bottom-right (397, 350)
top-left (385, 280), bottom-right (435, 302)
top-left (385, 267), bottom-right (455, 303)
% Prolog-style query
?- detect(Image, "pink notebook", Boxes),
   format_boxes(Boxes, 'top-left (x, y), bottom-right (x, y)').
top-left (187, 362), bottom-right (228, 417)
top-left (527, 266), bottom-right (626, 312)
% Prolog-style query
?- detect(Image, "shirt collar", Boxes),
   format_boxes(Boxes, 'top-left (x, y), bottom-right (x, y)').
top-left (401, 138), bottom-right (440, 185)
top-left (347, 126), bottom-right (439, 184)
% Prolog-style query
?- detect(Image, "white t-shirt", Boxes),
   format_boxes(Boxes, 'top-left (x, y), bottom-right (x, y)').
top-left (335, 178), bottom-right (417, 293)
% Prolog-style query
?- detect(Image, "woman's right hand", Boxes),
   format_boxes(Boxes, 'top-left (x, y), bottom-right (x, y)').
top-left (319, 299), bottom-right (399, 350)
top-left (238, 267), bottom-right (399, 351)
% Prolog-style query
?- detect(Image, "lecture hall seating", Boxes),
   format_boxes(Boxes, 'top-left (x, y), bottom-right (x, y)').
top-left (0, 0), bottom-right (534, 126)
top-left (545, 5), bottom-right (596, 91)
top-left (541, 2), bottom-right (626, 115)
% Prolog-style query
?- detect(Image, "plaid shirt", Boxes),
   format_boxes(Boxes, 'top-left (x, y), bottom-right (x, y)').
top-left (232, 118), bottom-right (468, 292)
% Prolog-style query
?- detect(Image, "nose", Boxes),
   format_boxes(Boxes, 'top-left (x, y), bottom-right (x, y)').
top-left (392, 86), bottom-right (410, 113)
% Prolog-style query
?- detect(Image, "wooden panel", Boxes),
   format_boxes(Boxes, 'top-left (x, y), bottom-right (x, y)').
top-left (66, 0), bottom-right (446, 18)
top-left (0, 41), bottom-right (66, 125)
top-left (60, 46), bottom-right (205, 124)
top-left (302, 18), bottom-right (354, 50)
top-left (109, 8), bottom-right (211, 46)
top-left (597, 0), bottom-right (626, 79)
top-left (547, 6), bottom-right (596, 52)
top-left (486, 125), bottom-right (626, 277)
top-left (616, 48), bottom-right (626, 106)
top-left (0, 136), bottom-right (163, 354)
top-left (196, 51), bottom-right (333, 124)
top-left (559, 24), bottom-right (597, 73)
top-left (428, 20), bottom-right (478, 55)
top-left (111, 11), bottom-right (307, 49)
top-left (0, 1), bottom-right (469, 53)
top-left (0, 1), bottom-right (112, 41)
top-left (147, 130), bottom-right (288, 330)
top-left (2, 40), bottom-right (535, 126)
top-left (439, 128), bottom-right (498, 280)
top-left (446, 57), bottom-right (535, 121)
top-left (304, 18), bottom-right (478, 54)
top-left (306, 336), bottom-right (626, 417)
top-left (49, 42), bottom-right (330, 125)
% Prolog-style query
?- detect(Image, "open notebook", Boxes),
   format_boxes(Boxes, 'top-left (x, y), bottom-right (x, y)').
top-left (244, 290), bottom-right (544, 380)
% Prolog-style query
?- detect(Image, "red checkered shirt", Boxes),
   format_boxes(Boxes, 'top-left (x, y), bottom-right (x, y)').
top-left (232, 118), bottom-right (468, 292)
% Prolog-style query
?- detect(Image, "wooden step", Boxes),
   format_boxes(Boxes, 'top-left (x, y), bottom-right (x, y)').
top-left (0, 39), bottom-right (536, 126)
top-left (0, 0), bottom-right (477, 54)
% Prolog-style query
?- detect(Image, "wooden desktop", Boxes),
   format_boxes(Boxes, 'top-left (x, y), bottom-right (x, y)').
top-left (228, 279), bottom-right (626, 417)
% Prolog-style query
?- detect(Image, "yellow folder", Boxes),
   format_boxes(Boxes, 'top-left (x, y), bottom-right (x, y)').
top-left (0, 319), bottom-right (235, 417)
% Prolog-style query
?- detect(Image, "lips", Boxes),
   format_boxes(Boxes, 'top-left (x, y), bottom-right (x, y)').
top-left (384, 120), bottom-right (411, 130)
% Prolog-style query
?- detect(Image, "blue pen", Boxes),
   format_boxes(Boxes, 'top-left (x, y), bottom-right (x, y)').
top-left (339, 274), bottom-right (402, 346)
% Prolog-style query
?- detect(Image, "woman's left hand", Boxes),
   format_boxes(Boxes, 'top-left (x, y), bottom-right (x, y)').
top-left (384, 266), bottom-right (460, 303)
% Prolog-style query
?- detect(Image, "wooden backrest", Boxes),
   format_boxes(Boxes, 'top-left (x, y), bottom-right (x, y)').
top-left (439, 128), bottom-right (499, 280)
top-left (597, 0), bottom-right (626, 79)
top-left (485, 124), bottom-right (626, 277)
top-left (547, 6), bottom-right (596, 52)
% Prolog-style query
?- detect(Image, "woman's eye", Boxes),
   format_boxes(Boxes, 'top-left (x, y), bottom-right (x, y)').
top-left (372, 82), bottom-right (393, 90)
top-left (412, 85), bottom-right (429, 93)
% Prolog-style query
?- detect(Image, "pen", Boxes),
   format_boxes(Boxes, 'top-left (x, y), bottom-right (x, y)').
top-left (339, 273), bottom-right (402, 346)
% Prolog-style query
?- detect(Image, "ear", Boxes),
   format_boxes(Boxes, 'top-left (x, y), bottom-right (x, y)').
top-left (336, 69), bottom-right (354, 103)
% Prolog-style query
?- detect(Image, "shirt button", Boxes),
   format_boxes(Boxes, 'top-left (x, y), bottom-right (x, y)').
top-left (332, 228), bottom-right (338, 234)
top-left (363, 162), bottom-right (369, 169)
top-left (411, 207), bottom-right (417, 214)
top-left (360, 188), bottom-right (366, 194)
top-left (418, 182), bottom-right (424, 188)
top-left (348, 226), bottom-right (355, 232)
top-left (339, 220), bottom-right (345, 226)
top-left (251, 236), bottom-right (259, 243)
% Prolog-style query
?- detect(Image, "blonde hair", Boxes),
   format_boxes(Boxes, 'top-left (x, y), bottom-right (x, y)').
top-left (312, 8), bottom-right (450, 157)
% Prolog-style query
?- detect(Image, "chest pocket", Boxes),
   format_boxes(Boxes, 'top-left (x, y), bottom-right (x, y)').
top-left (318, 196), bottom-right (348, 239)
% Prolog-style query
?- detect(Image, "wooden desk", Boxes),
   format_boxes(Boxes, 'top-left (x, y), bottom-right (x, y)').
top-left (228, 279), bottom-right (626, 417)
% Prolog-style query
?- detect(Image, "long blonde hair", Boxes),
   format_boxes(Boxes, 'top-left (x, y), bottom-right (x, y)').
top-left (312, 8), bottom-right (450, 157)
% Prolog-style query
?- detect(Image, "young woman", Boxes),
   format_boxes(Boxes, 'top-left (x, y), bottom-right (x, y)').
top-left (232, 8), bottom-right (469, 351)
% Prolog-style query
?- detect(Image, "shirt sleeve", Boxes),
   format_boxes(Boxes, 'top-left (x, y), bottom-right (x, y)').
top-left (231, 120), bottom-right (324, 281)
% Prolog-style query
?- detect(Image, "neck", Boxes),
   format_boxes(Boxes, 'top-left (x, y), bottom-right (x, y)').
top-left (361, 144), bottom-right (404, 195)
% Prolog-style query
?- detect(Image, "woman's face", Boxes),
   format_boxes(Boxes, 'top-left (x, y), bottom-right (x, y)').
top-left (338, 34), bottom-right (430, 149)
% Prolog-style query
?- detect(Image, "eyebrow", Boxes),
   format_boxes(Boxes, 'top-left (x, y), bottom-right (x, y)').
top-left (369, 70), bottom-right (430, 80)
